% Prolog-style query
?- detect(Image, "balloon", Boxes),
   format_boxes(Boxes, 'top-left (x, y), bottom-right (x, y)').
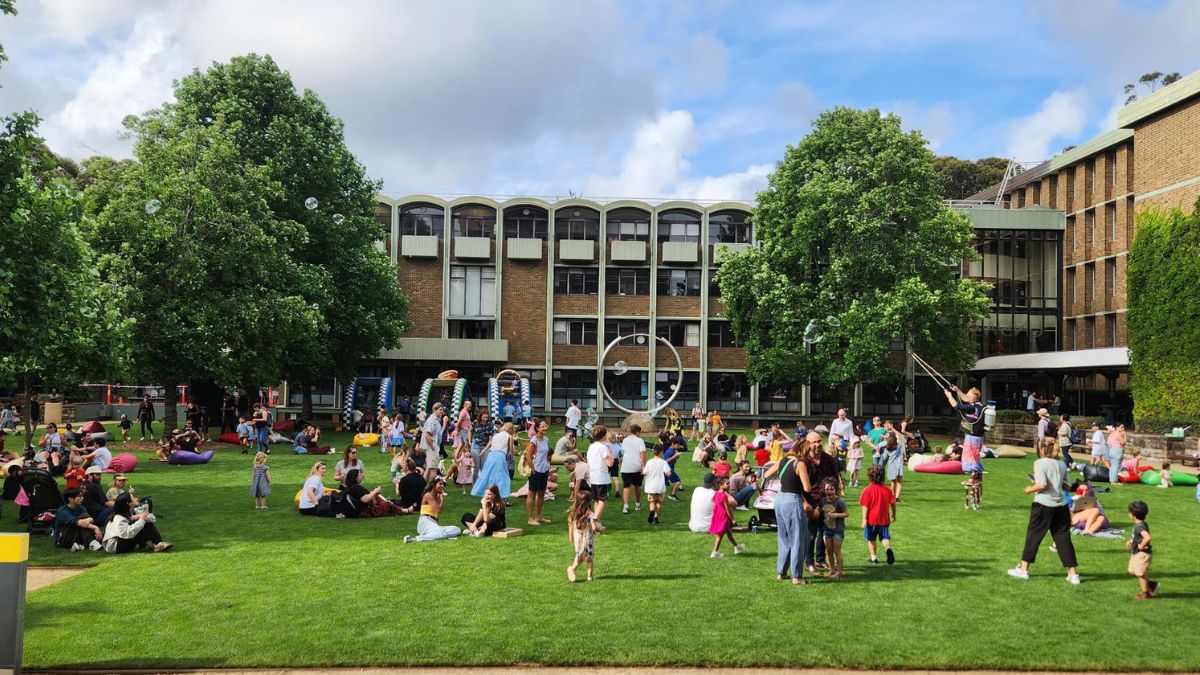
top-left (304, 197), bottom-right (319, 210)
top-left (144, 199), bottom-right (162, 215)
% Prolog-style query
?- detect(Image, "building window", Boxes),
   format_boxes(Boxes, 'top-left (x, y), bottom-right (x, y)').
top-left (448, 319), bottom-right (495, 339)
top-left (1108, 314), bottom-right (1118, 347)
top-left (657, 209), bottom-right (701, 243)
top-left (657, 269), bottom-right (702, 296)
top-left (1106, 204), bottom-right (1117, 241)
top-left (400, 203), bottom-right (445, 237)
top-left (708, 269), bottom-right (722, 297)
top-left (554, 207), bottom-right (600, 241)
top-left (1108, 150), bottom-right (1117, 188)
top-left (288, 378), bottom-right (336, 407)
top-left (707, 372), bottom-right (750, 412)
top-left (1086, 210), bottom-right (1096, 244)
top-left (551, 369), bottom-right (597, 411)
top-left (604, 319), bottom-right (649, 344)
top-left (503, 206), bottom-right (548, 239)
top-left (449, 266), bottom-right (496, 317)
top-left (451, 204), bottom-right (496, 238)
top-left (1031, 183), bottom-right (1041, 205)
top-left (1086, 159), bottom-right (1096, 197)
top-left (605, 207), bottom-right (650, 242)
top-left (603, 369), bottom-right (648, 410)
top-left (1066, 268), bottom-right (1076, 305)
top-left (1085, 316), bottom-right (1096, 348)
top-left (657, 321), bottom-right (701, 347)
top-left (1066, 319), bottom-right (1076, 350)
top-left (1106, 259), bottom-right (1117, 296)
top-left (553, 267), bottom-right (599, 295)
top-left (606, 268), bottom-right (650, 296)
top-left (1065, 215), bottom-right (1074, 252)
top-left (709, 210), bottom-right (752, 244)
top-left (707, 321), bottom-right (740, 348)
top-left (1085, 263), bottom-right (1096, 300)
top-left (656, 371), bottom-right (699, 407)
top-left (553, 319), bottom-right (597, 345)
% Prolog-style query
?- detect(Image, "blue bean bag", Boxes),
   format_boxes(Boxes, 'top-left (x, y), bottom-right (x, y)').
top-left (169, 449), bottom-right (214, 465)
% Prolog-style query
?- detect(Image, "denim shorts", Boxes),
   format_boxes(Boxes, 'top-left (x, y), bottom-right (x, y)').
top-left (863, 524), bottom-right (891, 541)
top-left (823, 528), bottom-right (844, 541)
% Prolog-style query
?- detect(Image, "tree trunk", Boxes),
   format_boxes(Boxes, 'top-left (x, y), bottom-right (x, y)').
top-left (163, 383), bottom-right (178, 439)
top-left (300, 378), bottom-right (314, 423)
top-left (21, 373), bottom-right (34, 452)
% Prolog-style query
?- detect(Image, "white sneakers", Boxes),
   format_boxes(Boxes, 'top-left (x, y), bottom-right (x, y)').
top-left (70, 543), bottom-right (85, 553)
top-left (1007, 566), bottom-right (1030, 580)
top-left (734, 544), bottom-right (746, 555)
top-left (88, 540), bottom-right (102, 551)
top-left (622, 504), bottom-right (630, 514)
top-left (710, 551), bottom-right (724, 558)
top-left (1066, 573), bottom-right (1082, 585)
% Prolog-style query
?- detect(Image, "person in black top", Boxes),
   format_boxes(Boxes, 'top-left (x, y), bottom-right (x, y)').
top-left (341, 469), bottom-right (405, 518)
top-left (137, 395), bottom-right (155, 441)
top-left (801, 431), bottom-right (840, 572)
top-left (397, 460), bottom-right (426, 511)
top-left (462, 483), bottom-right (507, 536)
top-left (82, 466), bottom-right (114, 526)
top-left (175, 422), bottom-right (202, 453)
top-left (762, 443), bottom-right (813, 584)
top-left (221, 393), bottom-right (238, 434)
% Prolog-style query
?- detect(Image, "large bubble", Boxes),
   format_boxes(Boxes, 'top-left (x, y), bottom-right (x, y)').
top-left (655, 390), bottom-right (665, 401)
top-left (613, 360), bottom-right (628, 376)
top-left (144, 199), bottom-right (162, 215)
top-left (802, 318), bottom-right (823, 345)
top-left (825, 315), bottom-right (842, 328)
top-left (304, 197), bottom-right (319, 210)
top-left (332, 213), bottom-right (345, 224)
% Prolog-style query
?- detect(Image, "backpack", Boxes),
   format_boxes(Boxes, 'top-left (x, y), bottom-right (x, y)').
top-left (1068, 425), bottom-right (1083, 445)
top-left (314, 491), bottom-right (348, 518)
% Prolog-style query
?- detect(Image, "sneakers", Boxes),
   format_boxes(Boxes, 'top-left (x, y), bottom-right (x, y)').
top-left (1148, 580), bottom-right (1160, 597)
top-left (868, 557), bottom-right (878, 564)
top-left (1066, 573), bottom-right (1081, 585)
top-left (735, 505), bottom-right (750, 511)
top-left (710, 551), bottom-right (724, 558)
top-left (1049, 543), bottom-right (1058, 553)
top-left (88, 540), bottom-right (102, 551)
top-left (647, 512), bottom-right (654, 524)
top-left (635, 503), bottom-right (642, 511)
top-left (403, 535), bottom-right (414, 544)
top-left (667, 495), bottom-right (680, 502)
top-left (734, 544), bottom-right (745, 555)
top-left (622, 504), bottom-right (630, 514)
top-left (1007, 566), bottom-right (1030, 580)
top-left (885, 548), bottom-right (895, 565)
top-left (70, 543), bottom-right (85, 553)
top-left (152, 541), bottom-right (173, 552)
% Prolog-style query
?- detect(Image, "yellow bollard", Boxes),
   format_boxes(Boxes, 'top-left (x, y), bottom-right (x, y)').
top-left (0, 533), bottom-right (29, 675)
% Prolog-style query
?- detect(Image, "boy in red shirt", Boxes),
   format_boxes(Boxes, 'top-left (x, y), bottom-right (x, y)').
top-left (859, 464), bottom-right (896, 565)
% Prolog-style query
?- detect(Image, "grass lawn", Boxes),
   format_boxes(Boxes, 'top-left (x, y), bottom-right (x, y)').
top-left (6, 422), bottom-right (1198, 670)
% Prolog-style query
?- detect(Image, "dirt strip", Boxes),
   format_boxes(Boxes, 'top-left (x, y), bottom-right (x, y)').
top-left (26, 566), bottom-right (89, 592)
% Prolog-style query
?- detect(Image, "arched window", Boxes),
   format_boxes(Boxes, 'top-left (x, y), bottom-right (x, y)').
top-left (554, 207), bottom-right (600, 241)
top-left (709, 209), bottom-right (752, 244)
top-left (400, 203), bottom-right (444, 237)
top-left (452, 204), bottom-right (496, 238)
top-left (503, 205), bottom-right (548, 239)
top-left (657, 209), bottom-right (701, 242)
top-left (605, 207), bottom-right (650, 242)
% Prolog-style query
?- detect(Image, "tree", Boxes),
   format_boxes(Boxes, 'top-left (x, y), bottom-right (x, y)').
top-left (84, 97), bottom-right (320, 432)
top-left (0, 0), bottom-right (14, 77)
top-left (0, 113), bottom-right (128, 448)
top-left (716, 107), bottom-right (991, 390)
top-left (1127, 200), bottom-right (1200, 429)
top-left (932, 155), bottom-right (1009, 200)
top-left (164, 54), bottom-right (410, 419)
top-left (1124, 71), bottom-right (1183, 104)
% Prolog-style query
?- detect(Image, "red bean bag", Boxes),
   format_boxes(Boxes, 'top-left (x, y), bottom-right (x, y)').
top-left (104, 453), bottom-right (138, 474)
top-left (79, 420), bottom-right (105, 435)
top-left (218, 432), bottom-right (241, 444)
top-left (914, 460), bottom-right (964, 474)
top-left (1118, 465), bottom-right (1153, 483)
top-left (272, 419), bottom-right (296, 433)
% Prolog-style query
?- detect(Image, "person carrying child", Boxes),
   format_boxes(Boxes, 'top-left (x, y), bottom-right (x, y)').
top-left (567, 489), bottom-right (596, 582)
top-left (708, 476), bottom-right (744, 558)
top-left (250, 451), bottom-right (271, 509)
top-left (1126, 500), bottom-right (1158, 599)
top-left (859, 464), bottom-right (896, 565)
top-left (820, 478), bottom-right (848, 578)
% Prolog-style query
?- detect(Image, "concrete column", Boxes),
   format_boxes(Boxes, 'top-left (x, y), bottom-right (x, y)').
top-left (699, 209), bottom-right (710, 412)
top-left (494, 206), bottom-right (504, 345)
top-left (597, 208), bottom-right (608, 415)
top-left (646, 206), bottom-right (658, 411)
top-left (853, 382), bottom-right (864, 418)
top-left (544, 209), bottom-right (557, 413)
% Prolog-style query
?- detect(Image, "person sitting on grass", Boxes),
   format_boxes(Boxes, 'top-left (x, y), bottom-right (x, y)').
top-left (80, 437), bottom-right (112, 472)
top-left (298, 462), bottom-right (328, 516)
top-left (728, 461), bottom-right (757, 510)
top-left (688, 473), bottom-right (717, 533)
top-left (339, 468), bottom-right (406, 518)
top-left (396, 460), bottom-right (426, 512)
top-left (404, 477), bottom-right (461, 543)
top-left (54, 487), bottom-right (103, 551)
top-left (334, 447), bottom-right (365, 487)
top-left (103, 493), bottom-right (172, 553)
top-left (1069, 482), bottom-right (1109, 535)
top-left (462, 483), bottom-right (507, 537)
top-left (82, 466), bottom-right (115, 527)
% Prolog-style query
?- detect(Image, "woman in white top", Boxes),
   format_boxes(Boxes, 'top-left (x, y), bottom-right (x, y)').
top-left (472, 422), bottom-right (514, 498)
top-left (299, 462), bottom-right (327, 515)
top-left (334, 447), bottom-right (365, 485)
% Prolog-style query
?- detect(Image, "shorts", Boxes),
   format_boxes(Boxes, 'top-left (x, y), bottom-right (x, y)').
top-left (1091, 447), bottom-right (1105, 458)
top-left (621, 472), bottom-right (643, 487)
top-left (667, 472), bottom-right (681, 485)
top-left (608, 463), bottom-right (620, 478)
top-left (823, 528), bottom-right (845, 541)
top-left (1128, 552), bottom-right (1152, 577)
top-left (528, 470), bottom-right (549, 492)
top-left (863, 524), bottom-right (891, 542)
top-left (693, 419), bottom-right (704, 430)
top-left (591, 484), bottom-right (611, 501)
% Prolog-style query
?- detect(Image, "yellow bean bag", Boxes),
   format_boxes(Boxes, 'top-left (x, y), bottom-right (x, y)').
top-left (991, 444), bottom-right (1030, 458)
top-left (352, 433), bottom-right (380, 447)
top-left (294, 486), bottom-right (336, 508)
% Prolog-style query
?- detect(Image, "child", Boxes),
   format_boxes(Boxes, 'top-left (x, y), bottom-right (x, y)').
top-left (567, 489), bottom-right (596, 582)
top-left (820, 479), bottom-right (849, 578)
top-left (1157, 462), bottom-right (1172, 489)
top-left (846, 434), bottom-right (864, 487)
top-left (118, 414), bottom-right (132, 443)
top-left (642, 444), bottom-right (671, 524)
top-left (63, 455), bottom-right (86, 491)
top-left (1089, 421), bottom-right (1106, 465)
top-left (664, 438), bottom-right (685, 501)
top-left (106, 474), bottom-right (132, 501)
top-left (453, 444), bottom-right (474, 495)
top-left (712, 452), bottom-right (732, 479)
top-left (859, 464), bottom-right (896, 564)
top-left (1126, 500), bottom-right (1158, 599)
top-left (708, 476), bottom-right (744, 558)
top-left (250, 451), bottom-right (271, 509)
top-left (236, 417), bottom-right (251, 454)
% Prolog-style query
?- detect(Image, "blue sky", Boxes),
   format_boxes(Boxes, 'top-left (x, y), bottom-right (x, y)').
top-left (2, 0), bottom-right (1198, 200)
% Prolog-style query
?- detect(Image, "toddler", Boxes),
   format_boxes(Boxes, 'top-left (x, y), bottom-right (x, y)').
top-left (453, 445), bottom-right (474, 494)
top-left (846, 433), bottom-right (864, 487)
top-left (250, 451), bottom-right (271, 509)
top-left (819, 479), bottom-right (848, 578)
top-left (118, 414), bottom-right (132, 442)
top-left (236, 417), bottom-right (251, 454)
top-left (63, 455), bottom-right (86, 490)
top-left (567, 489), bottom-right (596, 582)
top-left (1126, 500), bottom-right (1158, 599)
top-left (1157, 462), bottom-right (1172, 489)
top-left (859, 464), bottom-right (896, 565)
top-left (708, 476), bottom-right (744, 558)
top-left (106, 474), bottom-right (132, 501)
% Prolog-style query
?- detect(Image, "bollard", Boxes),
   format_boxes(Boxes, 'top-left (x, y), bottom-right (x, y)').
top-left (0, 533), bottom-right (29, 675)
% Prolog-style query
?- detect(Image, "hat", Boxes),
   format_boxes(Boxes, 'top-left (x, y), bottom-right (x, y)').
top-left (85, 466), bottom-right (103, 475)
top-left (1036, 408), bottom-right (1049, 417)
top-left (114, 474), bottom-right (127, 481)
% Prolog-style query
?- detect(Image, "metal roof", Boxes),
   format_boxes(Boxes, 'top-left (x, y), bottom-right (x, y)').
top-left (972, 347), bottom-right (1129, 373)
top-left (964, 160), bottom-right (1051, 203)
top-left (1119, 70), bottom-right (1200, 127)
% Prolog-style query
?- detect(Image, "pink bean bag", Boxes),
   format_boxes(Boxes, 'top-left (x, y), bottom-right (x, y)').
top-left (914, 460), bottom-right (964, 474)
top-left (104, 453), bottom-right (138, 474)
top-left (272, 419), bottom-right (296, 433)
top-left (218, 432), bottom-right (241, 444)
top-left (79, 420), bottom-right (106, 435)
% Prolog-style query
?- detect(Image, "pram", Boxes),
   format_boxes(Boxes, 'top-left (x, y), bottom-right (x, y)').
top-left (22, 468), bottom-right (63, 534)
top-left (581, 407), bottom-right (600, 440)
top-left (746, 464), bottom-right (781, 531)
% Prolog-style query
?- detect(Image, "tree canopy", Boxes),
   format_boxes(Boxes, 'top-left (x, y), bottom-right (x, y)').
top-left (932, 155), bottom-right (1009, 200)
top-left (1124, 71), bottom-right (1183, 104)
top-left (716, 107), bottom-right (991, 390)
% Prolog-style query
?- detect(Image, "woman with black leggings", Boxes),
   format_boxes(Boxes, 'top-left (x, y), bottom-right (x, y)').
top-left (1007, 438), bottom-right (1080, 584)
top-left (137, 395), bottom-right (155, 440)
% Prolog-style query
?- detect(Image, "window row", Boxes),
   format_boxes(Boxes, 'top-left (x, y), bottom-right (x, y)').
top-left (550, 370), bottom-right (748, 412)
top-left (551, 319), bottom-right (738, 347)
top-left (553, 268), bottom-right (706, 297)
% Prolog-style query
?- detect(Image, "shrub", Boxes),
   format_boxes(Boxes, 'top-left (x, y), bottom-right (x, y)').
top-left (994, 409), bottom-right (1036, 425)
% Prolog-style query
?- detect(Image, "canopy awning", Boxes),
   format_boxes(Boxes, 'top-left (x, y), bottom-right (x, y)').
top-left (971, 347), bottom-right (1129, 373)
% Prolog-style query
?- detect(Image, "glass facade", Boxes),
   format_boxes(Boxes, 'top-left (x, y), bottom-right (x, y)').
top-left (964, 229), bottom-right (1061, 357)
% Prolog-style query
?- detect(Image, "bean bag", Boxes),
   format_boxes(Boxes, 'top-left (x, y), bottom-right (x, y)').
top-left (991, 445), bottom-right (1029, 458)
top-left (914, 460), bottom-right (963, 474)
top-left (1080, 464), bottom-right (1110, 483)
top-left (218, 432), bottom-right (241, 444)
top-left (1169, 470), bottom-right (1199, 486)
top-left (293, 485), bottom-right (336, 507)
top-left (908, 454), bottom-right (937, 471)
top-left (352, 433), bottom-right (380, 447)
top-left (90, 431), bottom-right (114, 442)
top-left (1117, 466), bottom-right (1152, 483)
top-left (272, 419), bottom-right (296, 433)
top-left (104, 453), bottom-right (138, 474)
top-left (79, 420), bottom-right (105, 435)
top-left (1139, 470), bottom-right (1162, 486)
top-left (169, 449), bottom-right (214, 465)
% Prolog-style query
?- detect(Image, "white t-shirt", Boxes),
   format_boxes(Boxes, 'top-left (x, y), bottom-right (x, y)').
top-left (586, 441), bottom-right (612, 485)
top-left (1090, 430), bottom-right (1106, 454)
top-left (830, 418), bottom-right (853, 441)
top-left (1026, 394), bottom-right (1036, 411)
top-left (489, 430), bottom-right (512, 453)
top-left (565, 405), bottom-right (581, 429)
top-left (688, 487), bottom-right (715, 533)
top-left (91, 447), bottom-right (112, 471)
top-left (299, 475), bottom-right (324, 509)
top-left (643, 456), bottom-right (671, 494)
top-left (620, 435), bottom-right (646, 473)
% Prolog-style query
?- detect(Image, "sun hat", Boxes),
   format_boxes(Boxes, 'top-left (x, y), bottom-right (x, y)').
top-left (85, 466), bottom-right (103, 475)
top-left (1036, 408), bottom-right (1049, 417)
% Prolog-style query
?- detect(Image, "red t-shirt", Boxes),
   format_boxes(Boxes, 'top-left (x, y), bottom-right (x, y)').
top-left (64, 468), bottom-right (85, 491)
top-left (754, 448), bottom-right (770, 466)
top-left (713, 460), bottom-right (731, 477)
top-left (859, 483), bottom-right (894, 525)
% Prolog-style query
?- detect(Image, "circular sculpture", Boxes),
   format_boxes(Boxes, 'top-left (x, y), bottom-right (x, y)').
top-left (597, 333), bottom-right (683, 417)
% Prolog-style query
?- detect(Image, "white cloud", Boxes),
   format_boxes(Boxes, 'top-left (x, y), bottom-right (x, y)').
top-left (1004, 90), bottom-right (1088, 162)
top-left (887, 101), bottom-right (961, 153)
top-left (673, 162), bottom-right (771, 201)
top-left (586, 110), bottom-right (698, 198)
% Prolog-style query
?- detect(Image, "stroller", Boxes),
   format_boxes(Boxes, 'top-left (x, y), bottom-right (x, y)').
top-left (22, 469), bottom-right (63, 534)
top-left (746, 463), bottom-right (781, 531)
top-left (581, 407), bottom-right (600, 440)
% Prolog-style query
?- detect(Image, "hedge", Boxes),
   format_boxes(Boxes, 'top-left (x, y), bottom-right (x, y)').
top-left (1127, 200), bottom-right (1200, 427)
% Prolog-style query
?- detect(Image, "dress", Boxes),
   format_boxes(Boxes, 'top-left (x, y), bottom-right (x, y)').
top-left (574, 515), bottom-right (595, 561)
top-left (455, 453), bottom-right (474, 486)
top-left (709, 492), bottom-right (732, 535)
top-left (472, 432), bottom-right (512, 498)
top-left (250, 464), bottom-right (271, 498)
top-left (883, 446), bottom-right (905, 482)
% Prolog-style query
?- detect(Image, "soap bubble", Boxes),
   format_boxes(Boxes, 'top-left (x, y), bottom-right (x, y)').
top-left (635, 335), bottom-right (646, 345)
top-left (802, 318), bottom-right (823, 345)
top-left (144, 199), bottom-right (162, 215)
top-left (332, 213), bottom-right (345, 224)
top-left (670, 383), bottom-right (678, 391)
top-left (825, 315), bottom-right (842, 328)
top-left (613, 360), bottom-right (628, 376)
top-left (655, 390), bottom-right (664, 401)
top-left (304, 197), bottom-right (319, 210)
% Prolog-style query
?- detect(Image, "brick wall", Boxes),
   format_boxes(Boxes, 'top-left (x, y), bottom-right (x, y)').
top-left (657, 296), bottom-right (702, 316)
top-left (1133, 95), bottom-right (1200, 206)
top-left (710, 298), bottom-right (727, 317)
top-left (658, 346), bottom-right (700, 369)
top-left (606, 295), bottom-right (651, 316)
top-left (397, 254), bottom-right (443, 337)
top-left (708, 347), bottom-right (747, 369)
top-left (554, 294), bottom-right (599, 315)
top-left (553, 344), bottom-right (597, 366)
top-left (501, 258), bottom-right (547, 364)
top-left (607, 345), bottom-right (649, 368)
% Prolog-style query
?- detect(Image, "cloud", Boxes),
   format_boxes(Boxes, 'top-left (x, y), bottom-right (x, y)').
top-left (673, 163), bottom-right (771, 201)
top-left (1004, 90), bottom-right (1088, 162)
top-left (887, 101), bottom-right (962, 153)
top-left (586, 110), bottom-right (698, 198)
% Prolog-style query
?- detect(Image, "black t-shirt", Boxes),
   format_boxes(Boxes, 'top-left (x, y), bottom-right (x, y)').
top-left (398, 473), bottom-right (425, 509)
top-left (83, 481), bottom-right (108, 516)
top-left (779, 458), bottom-right (804, 495)
top-left (344, 484), bottom-right (369, 517)
top-left (803, 453), bottom-right (839, 508)
top-left (138, 401), bottom-right (154, 421)
top-left (957, 401), bottom-right (985, 437)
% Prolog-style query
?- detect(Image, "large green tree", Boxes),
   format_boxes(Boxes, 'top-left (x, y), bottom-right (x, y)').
top-left (717, 107), bottom-right (991, 390)
top-left (0, 113), bottom-right (127, 448)
top-left (1127, 200), bottom-right (1200, 428)
top-left (165, 54), bottom-right (410, 419)
top-left (932, 155), bottom-right (1009, 200)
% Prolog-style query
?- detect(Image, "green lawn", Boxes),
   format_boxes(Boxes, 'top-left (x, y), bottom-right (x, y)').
top-left (6, 423), bottom-right (1198, 670)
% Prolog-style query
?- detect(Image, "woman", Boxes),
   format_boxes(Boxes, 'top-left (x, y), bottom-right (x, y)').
top-left (1106, 424), bottom-right (1126, 484)
top-left (663, 408), bottom-right (683, 440)
top-left (1007, 438), bottom-right (1080, 584)
top-left (404, 477), bottom-right (461, 543)
top-left (689, 402), bottom-right (704, 441)
top-left (462, 483), bottom-right (507, 536)
top-left (334, 447), bottom-right (365, 486)
top-left (1056, 414), bottom-right (1075, 468)
top-left (38, 422), bottom-right (66, 471)
top-left (473, 422), bottom-right (514, 498)
top-left (103, 494), bottom-right (172, 553)
top-left (694, 433), bottom-right (716, 465)
top-left (298, 462), bottom-right (327, 516)
top-left (1069, 483), bottom-right (1109, 535)
top-left (453, 399), bottom-right (474, 456)
top-left (733, 435), bottom-right (749, 465)
top-left (471, 411), bottom-right (495, 482)
top-left (341, 469), bottom-right (405, 517)
top-left (881, 432), bottom-right (905, 502)
top-left (762, 441), bottom-right (812, 585)
top-left (252, 403), bottom-right (271, 454)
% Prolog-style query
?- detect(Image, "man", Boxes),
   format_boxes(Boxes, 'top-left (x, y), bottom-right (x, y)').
top-left (943, 385), bottom-right (986, 503)
top-left (137, 394), bottom-right (155, 441)
top-left (54, 487), bottom-right (103, 551)
top-left (1026, 390), bottom-right (1038, 414)
top-left (420, 403), bottom-right (444, 482)
top-left (585, 424), bottom-right (613, 531)
top-left (221, 392), bottom-right (238, 435)
top-left (565, 455), bottom-right (588, 498)
top-left (830, 408), bottom-right (854, 448)
top-left (397, 460), bottom-right (426, 512)
top-left (502, 400), bottom-right (517, 424)
top-left (801, 431), bottom-right (840, 571)
top-left (82, 466), bottom-right (115, 527)
top-left (175, 421), bottom-right (202, 454)
top-left (688, 473), bottom-right (717, 533)
top-left (82, 438), bottom-right (112, 471)
top-left (564, 400), bottom-right (581, 438)
top-left (397, 395), bottom-right (412, 426)
top-left (728, 461), bottom-right (758, 510)
top-left (523, 420), bottom-right (553, 526)
top-left (620, 424), bottom-right (647, 514)
top-left (553, 430), bottom-right (577, 461)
